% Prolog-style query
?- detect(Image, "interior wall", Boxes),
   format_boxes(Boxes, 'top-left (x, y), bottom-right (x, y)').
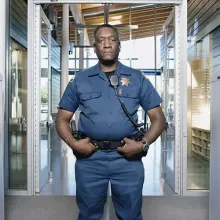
top-left (188, 0), bottom-right (220, 41)
top-left (187, 0), bottom-right (220, 154)
top-left (186, 0), bottom-right (220, 190)
top-left (10, 0), bottom-right (27, 48)
top-left (212, 26), bottom-right (220, 73)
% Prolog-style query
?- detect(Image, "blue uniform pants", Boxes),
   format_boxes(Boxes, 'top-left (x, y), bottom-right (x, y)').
top-left (75, 150), bottom-right (145, 220)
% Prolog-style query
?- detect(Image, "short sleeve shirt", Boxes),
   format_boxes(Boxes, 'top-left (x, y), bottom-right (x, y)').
top-left (59, 62), bottom-right (162, 140)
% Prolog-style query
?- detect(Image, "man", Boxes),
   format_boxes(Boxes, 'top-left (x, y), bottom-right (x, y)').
top-left (56, 24), bottom-right (166, 220)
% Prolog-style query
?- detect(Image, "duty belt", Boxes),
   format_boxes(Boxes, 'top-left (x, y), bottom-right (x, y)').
top-left (91, 140), bottom-right (125, 150)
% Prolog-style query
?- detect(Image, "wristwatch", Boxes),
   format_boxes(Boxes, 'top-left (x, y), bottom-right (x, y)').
top-left (141, 138), bottom-right (150, 152)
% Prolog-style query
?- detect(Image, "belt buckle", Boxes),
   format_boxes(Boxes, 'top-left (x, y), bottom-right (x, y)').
top-left (103, 141), bottom-right (111, 149)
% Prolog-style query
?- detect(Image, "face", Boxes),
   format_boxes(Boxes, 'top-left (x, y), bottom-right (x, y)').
top-left (93, 27), bottom-right (120, 63)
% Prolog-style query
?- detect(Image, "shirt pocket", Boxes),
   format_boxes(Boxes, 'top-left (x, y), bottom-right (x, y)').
top-left (81, 92), bottom-right (102, 101)
top-left (80, 92), bottom-right (102, 112)
top-left (118, 90), bottom-right (139, 114)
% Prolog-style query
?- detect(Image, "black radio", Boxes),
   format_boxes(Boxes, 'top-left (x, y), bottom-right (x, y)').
top-left (70, 120), bottom-right (86, 140)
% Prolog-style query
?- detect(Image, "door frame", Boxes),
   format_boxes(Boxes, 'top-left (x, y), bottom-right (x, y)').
top-left (35, 6), bottom-right (52, 193)
top-left (162, 7), bottom-right (180, 194)
top-left (27, 4), bottom-right (52, 194)
top-left (0, 0), bottom-right (9, 218)
top-left (27, 0), bottom-right (187, 195)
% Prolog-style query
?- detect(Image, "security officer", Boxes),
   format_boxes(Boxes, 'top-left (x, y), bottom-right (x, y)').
top-left (56, 24), bottom-right (166, 220)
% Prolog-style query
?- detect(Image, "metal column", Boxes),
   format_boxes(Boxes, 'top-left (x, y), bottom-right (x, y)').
top-left (0, 0), bottom-right (7, 218)
top-left (129, 7), bottom-right (132, 67)
top-left (61, 4), bottom-right (70, 95)
top-left (104, 4), bottom-right (110, 24)
top-left (79, 30), bottom-right (84, 70)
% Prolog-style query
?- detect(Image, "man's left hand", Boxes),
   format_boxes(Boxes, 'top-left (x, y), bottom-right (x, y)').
top-left (117, 137), bottom-right (143, 157)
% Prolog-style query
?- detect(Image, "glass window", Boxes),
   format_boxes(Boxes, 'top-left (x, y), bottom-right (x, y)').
top-left (119, 36), bottom-right (162, 69)
top-left (69, 36), bottom-right (162, 70)
top-left (187, 34), bottom-right (211, 190)
top-left (8, 39), bottom-right (27, 189)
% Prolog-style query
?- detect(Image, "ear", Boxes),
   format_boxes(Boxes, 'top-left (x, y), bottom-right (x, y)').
top-left (118, 41), bottom-right (121, 51)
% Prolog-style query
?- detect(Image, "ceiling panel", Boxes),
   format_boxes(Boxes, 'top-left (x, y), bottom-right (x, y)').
top-left (53, 3), bottom-right (173, 46)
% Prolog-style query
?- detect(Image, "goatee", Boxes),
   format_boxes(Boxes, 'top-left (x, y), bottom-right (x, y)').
top-left (99, 58), bottom-right (117, 66)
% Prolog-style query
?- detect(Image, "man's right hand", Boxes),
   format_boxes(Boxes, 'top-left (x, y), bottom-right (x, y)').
top-left (71, 137), bottom-right (97, 156)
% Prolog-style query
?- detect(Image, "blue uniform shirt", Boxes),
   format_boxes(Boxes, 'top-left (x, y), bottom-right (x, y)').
top-left (59, 62), bottom-right (162, 140)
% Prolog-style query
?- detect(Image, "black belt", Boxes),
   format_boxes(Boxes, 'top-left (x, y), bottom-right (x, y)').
top-left (91, 140), bottom-right (125, 150)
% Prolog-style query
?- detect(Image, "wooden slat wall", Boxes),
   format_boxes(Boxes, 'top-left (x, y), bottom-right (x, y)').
top-left (55, 4), bottom-right (173, 45)
top-left (10, 0), bottom-right (27, 48)
top-left (187, 0), bottom-right (220, 129)
top-left (188, 0), bottom-right (220, 39)
top-left (212, 26), bottom-right (220, 73)
top-left (85, 5), bottom-right (172, 42)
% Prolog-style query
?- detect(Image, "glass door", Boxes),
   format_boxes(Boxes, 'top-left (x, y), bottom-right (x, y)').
top-left (162, 12), bottom-right (176, 192)
top-left (8, 40), bottom-right (28, 190)
top-left (36, 8), bottom-right (53, 193)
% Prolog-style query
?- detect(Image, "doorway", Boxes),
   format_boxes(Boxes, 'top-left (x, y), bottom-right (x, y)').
top-left (27, 0), bottom-right (187, 197)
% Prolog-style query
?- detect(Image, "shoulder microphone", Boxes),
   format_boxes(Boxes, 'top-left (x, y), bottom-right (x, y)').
top-left (109, 75), bottom-right (119, 89)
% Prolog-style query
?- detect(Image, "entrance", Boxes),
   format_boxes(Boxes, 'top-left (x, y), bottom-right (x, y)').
top-left (27, 0), bottom-right (187, 196)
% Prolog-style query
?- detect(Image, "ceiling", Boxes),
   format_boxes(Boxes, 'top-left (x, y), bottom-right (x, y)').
top-left (52, 3), bottom-right (174, 46)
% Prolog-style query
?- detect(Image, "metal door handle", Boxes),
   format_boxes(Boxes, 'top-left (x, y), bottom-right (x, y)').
top-left (47, 121), bottom-right (53, 127)
top-left (47, 115), bottom-right (53, 127)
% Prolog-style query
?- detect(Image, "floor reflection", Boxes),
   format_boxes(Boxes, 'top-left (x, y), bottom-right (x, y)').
top-left (41, 127), bottom-right (174, 196)
top-left (8, 123), bottom-right (210, 192)
top-left (9, 131), bottom-right (27, 189)
top-left (9, 152), bottom-right (27, 189)
top-left (187, 154), bottom-right (209, 190)
top-left (166, 135), bottom-right (175, 172)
